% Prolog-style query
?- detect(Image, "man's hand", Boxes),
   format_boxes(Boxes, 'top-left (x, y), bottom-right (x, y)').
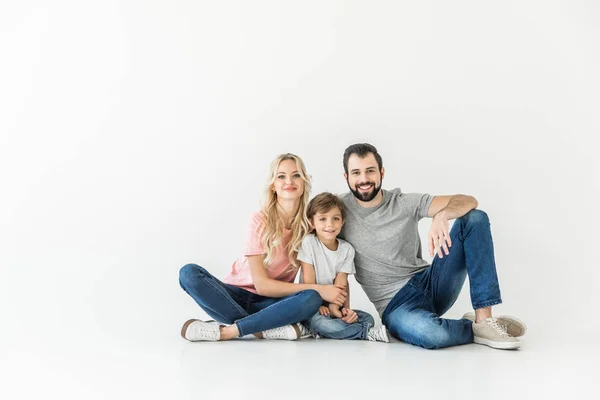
top-left (429, 211), bottom-right (452, 258)
top-left (328, 303), bottom-right (343, 319)
top-left (318, 306), bottom-right (330, 316)
top-left (341, 307), bottom-right (358, 324)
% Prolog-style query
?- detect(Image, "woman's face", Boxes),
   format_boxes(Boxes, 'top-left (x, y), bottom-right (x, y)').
top-left (272, 159), bottom-right (305, 201)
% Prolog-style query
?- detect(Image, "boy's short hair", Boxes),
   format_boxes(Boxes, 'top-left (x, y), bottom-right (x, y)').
top-left (307, 192), bottom-right (346, 221)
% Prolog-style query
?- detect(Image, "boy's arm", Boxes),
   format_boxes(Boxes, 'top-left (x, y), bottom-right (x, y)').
top-left (334, 272), bottom-right (359, 324)
top-left (328, 272), bottom-right (349, 318)
top-left (300, 261), bottom-right (316, 284)
top-left (302, 261), bottom-right (330, 316)
top-left (333, 272), bottom-right (350, 309)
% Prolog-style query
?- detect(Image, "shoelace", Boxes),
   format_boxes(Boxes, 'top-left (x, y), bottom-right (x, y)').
top-left (486, 318), bottom-right (510, 337)
top-left (263, 326), bottom-right (294, 339)
top-left (268, 328), bottom-right (287, 339)
top-left (297, 324), bottom-right (312, 338)
top-left (368, 327), bottom-right (385, 341)
top-left (190, 322), bottom-right (219, 340)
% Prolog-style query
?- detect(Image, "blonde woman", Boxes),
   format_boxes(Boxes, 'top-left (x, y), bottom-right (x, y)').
top-left (179, 153), bottom-right (348, 341)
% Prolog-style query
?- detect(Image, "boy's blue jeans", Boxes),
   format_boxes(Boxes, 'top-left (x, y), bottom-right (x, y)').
top-left (179, 264), bottom-right (322, 337)
top-left (381, 209), bottom-right (502, 349)
top-left (304, 309), bottom-right (375, 340)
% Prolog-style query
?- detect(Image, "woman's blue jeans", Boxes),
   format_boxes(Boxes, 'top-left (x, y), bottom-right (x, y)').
top-left (179, 264), bottom-right (322, 337)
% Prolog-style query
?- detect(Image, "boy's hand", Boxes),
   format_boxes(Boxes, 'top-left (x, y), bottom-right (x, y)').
top-left (319, 306), bottom-right (330, 316)
top-left (341, 307), bottom-right (358, 324)
top-left (328, 304), bottom-right (343, 319)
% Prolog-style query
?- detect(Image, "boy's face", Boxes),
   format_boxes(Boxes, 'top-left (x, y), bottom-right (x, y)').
top-left (311, 207), bottom-right (344, 241)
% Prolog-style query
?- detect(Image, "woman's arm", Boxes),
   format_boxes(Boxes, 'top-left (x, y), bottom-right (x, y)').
top-left (249, 255), bottom-right (347, 306)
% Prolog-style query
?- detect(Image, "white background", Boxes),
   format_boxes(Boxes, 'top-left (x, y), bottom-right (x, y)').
top-left (1, 1), bottom-right (599, 399)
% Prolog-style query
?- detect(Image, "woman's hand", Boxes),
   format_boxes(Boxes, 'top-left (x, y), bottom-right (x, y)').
top-left (318, 284), bottom-right (347, 306)
top-left (318, 306), bottom-right (329, 316)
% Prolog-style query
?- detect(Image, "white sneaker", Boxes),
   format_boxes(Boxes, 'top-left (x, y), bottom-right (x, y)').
top-left (367, 325), bottom-right (390, 343)
top-left (297, 323), bottom-right (313, 339)
top-left (262, 325), bottom-right (298, 340)
top-left (262, 323), bottom-right (312, 340)
top-left (181, 319), bottom-right (221, 342)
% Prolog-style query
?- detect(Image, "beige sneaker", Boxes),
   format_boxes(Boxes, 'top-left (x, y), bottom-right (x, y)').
top-left (472, 317), bottom-right (520, 350)
top-left (462, 312), bottom-right (527, 337)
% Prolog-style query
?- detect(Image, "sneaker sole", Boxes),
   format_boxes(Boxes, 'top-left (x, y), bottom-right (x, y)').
top-left (381, 328), bottom-right (390, 343)
top-left (181, 319), bottom-right (216, 340)
top-left (474, 336), bottom-right (520, 350)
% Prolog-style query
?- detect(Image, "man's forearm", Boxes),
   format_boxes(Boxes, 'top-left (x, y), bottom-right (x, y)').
top-left (435, 195), bottom-right (478, 220)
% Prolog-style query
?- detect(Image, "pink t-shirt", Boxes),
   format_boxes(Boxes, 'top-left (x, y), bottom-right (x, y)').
top-left (222, 211), bottom-right (299, 293)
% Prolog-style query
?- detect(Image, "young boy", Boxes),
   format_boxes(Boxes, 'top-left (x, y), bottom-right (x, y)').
top-left (298, 192), bottom-right (389, 342)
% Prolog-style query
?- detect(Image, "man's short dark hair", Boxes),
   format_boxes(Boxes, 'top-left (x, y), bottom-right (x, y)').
top-left (343, 143), bottom-right (383, 174)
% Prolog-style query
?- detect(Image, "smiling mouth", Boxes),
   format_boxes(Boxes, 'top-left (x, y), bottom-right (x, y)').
top-left (357, 184), bottom-right (374, 191)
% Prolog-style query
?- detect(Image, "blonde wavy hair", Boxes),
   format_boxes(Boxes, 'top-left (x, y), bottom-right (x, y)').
top-left (260, 153), bottom-right (311, 269)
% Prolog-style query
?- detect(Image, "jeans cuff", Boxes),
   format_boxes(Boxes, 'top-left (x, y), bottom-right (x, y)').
top-left (361, 322), bottom-right (373, 340)
top-left (235, 320), bottom-right (248, 337)
top-left (472, 299), bottom-right (502, 309)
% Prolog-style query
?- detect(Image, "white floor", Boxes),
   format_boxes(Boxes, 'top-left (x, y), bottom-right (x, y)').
top-left (2, 318), bottom-right (596, 400)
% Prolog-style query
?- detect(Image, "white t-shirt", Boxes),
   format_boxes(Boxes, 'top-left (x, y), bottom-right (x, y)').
top-left (297, 234), bottom-right (356, 285)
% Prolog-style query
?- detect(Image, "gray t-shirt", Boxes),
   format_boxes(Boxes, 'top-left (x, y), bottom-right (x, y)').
top-left (297, 234), bottom-right (356, 285)
top-left (339, 188), bottom-right (433, 316)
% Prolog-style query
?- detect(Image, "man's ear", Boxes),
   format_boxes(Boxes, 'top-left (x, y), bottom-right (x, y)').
top-left (344, 172), bottom-right (348, 181)
top-left (380, 167), bottom-right (385, 180)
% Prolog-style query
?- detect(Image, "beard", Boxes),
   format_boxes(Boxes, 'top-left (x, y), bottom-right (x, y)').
top-left (348, 181), bottom-right (382, 202)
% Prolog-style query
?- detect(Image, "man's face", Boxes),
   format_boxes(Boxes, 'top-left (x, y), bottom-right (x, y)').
top-left (344, 153), bottom-right (384, 202)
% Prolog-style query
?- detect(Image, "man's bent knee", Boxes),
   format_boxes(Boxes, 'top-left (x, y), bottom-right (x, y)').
top-left (462, 209), bottom-right (489, 225)
top-left (387, 318), bottom-right (452, 350)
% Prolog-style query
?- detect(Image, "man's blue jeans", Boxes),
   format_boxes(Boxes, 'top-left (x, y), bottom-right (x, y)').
top-left (381, 210), bottom-right (502, 349)
top-left (304, 309), bottom-right (374, 340)
top-left (179, 264), bottom-right (322, 337)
